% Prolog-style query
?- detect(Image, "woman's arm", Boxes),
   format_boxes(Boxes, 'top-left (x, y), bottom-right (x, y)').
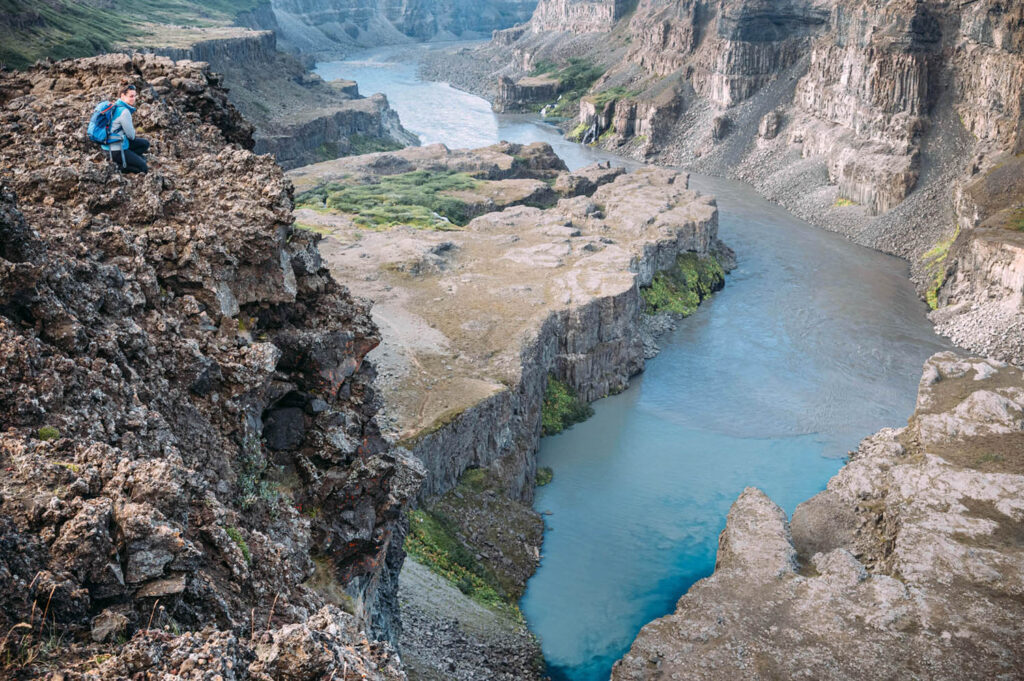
top-left (116, 108), bottom-right (136, 141)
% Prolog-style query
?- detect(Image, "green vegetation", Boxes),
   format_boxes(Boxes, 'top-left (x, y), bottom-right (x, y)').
top-left (36, 426), bottom-right (60, 441)
top-left (834, 197), bottom-right (857, 207)
top-left (536, 467), bottom-right (554, 486)
top-left (541, 376), bottom-right (594, 436)
top-left (922, 227), bottom-right (960, 310)
top-left (642, 252), bottom-right (725, 316)
top-left (590, 86), bottom-right (640, 108)
top-left (224, 526), bottom-right (251, 564)
top-left (568, 122), bottom-right (591, 143)
top-left (347, 134), bottom-right (405, 156)
top-left (0, 0), bottom-right (263, 69)
top-left (405, 508), bottom-right (507, 610)
top-left (974, 452), bottom-right (1004, 466)
top-left (295, 170), bottom-right (479, 230)
top-left (531, 58), bottom-right (606, 118)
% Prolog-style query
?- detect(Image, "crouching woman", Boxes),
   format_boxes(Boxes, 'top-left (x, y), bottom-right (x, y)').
top-left (103, 81), bottom-right (149, 174)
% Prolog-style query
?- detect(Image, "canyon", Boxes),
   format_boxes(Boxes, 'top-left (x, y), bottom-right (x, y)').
top-left (0, 0), bottom-right (1023, 678)
top-left (439, 0), bottom-right (1023, 365)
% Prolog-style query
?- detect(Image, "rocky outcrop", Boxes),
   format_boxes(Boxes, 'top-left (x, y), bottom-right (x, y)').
top-left (494, 73), bottom-right (566, 113)
top-left (930, 152), bottom-right (1024, 366)
top-left (0, 53), bottom-right (415, 675)
top-left (269, 0), bottom-right (538, 57)
top-left (627, 0), bottom-right (828, 105)
top-left (613, 352), bottom-right (1024, 680)
top-left (293, 147), bottom-right (721, 506)
top-left (256, 93), bottom-right (414, 170)
top-left (153, 29), bottom-right (279, 65)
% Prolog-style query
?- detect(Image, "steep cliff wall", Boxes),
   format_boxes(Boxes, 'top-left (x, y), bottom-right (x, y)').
top-left (445, 0), bottom-right (1024, 362)
top-left (530, 0), bottom-right (634, 34)
top-left (269, 0), bottom-right (537, 57)
top-left (612, 352), bottom-right (1024, 680)
top-left (142, 29), bottom-right (416, 170)
top-left (0, 54), bottom-right (415, 676)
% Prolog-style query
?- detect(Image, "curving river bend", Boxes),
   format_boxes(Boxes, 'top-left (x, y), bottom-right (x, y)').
top-left (318, 45), bottom-right (954, 681)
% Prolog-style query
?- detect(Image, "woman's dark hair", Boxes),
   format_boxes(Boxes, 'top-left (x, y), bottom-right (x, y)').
top-left (117, 80), bottom-right (137, 97)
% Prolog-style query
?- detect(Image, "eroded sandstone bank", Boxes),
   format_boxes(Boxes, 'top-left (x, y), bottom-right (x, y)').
top-left (612, 352), bottom-right (1024, 680)
top-left (0, 54), bottom-right (414, 678)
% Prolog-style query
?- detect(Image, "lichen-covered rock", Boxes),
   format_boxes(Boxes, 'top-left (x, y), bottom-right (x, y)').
top-left (612, 352), bottom-right (1024, 680)
top-left (0, 53), bottom-right (417, 676)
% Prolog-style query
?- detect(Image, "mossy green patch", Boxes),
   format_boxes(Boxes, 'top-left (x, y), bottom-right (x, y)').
top-left (568, 122), bottom-right (590, 143)
top-left (922, 227), bottom-right (959, 310)
top-left (641, 252), bottom-right (725, 316)
top-left (225, 525), bottom-right (251, 564)
top-left (834, 197), bottom-right (856, 207)
top-left (295, 170), bottom-right (478, 230)
top-left (531, 58), bottom-right (607, 118)
top-left (347, 133), bottom-right (405, 156)
top-left (536, 467), bottom-right (553, 486)
top-left (293, 221), bottom-right (331, 236)
top-left (590, 86), bottom-right (640, 108)
top-left (37, 426), bottom-right (60, 441)
top-left (541, 376), bottom-right (594, 436)
top-left (404, 509), bottom-right (508, 610)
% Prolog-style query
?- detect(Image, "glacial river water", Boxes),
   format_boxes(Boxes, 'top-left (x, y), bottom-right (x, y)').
top-left (318, 45), bottom-right (955, 681)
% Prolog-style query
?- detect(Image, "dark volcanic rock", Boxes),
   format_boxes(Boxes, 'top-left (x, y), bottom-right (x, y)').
top-left (0, 53), bottom-right (416, 678)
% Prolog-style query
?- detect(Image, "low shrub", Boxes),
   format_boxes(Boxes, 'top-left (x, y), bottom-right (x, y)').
top-left (225, 526), bottom-right (251, 564)
top-left (541, 376), bottom-right (594, 436)
top-left (641, 252), bottom-right (725, 316)
top-left (404, 509), bottom-right (507, 609)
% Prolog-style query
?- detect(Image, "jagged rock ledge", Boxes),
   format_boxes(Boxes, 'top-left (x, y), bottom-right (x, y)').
top-left (612, 351), bottom-right (1024, 680)
top-left (0, 54), bottom-right (415, 677)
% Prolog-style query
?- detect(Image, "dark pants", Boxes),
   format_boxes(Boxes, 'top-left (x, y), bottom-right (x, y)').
top-left (109, 137), bottom-right (149, 174)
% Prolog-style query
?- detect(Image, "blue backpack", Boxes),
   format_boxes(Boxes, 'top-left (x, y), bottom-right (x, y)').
top-left (87, 100), bottom-right (118, 145)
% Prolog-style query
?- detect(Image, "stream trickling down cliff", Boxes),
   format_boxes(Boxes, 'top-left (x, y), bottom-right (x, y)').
top-left (318, 46), bottom-right (955, 681)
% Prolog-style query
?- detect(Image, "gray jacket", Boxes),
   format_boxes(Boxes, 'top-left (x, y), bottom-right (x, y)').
top-left (101, 99), bottom-right (136, 151)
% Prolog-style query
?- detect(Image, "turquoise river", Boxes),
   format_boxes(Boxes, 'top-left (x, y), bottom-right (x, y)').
top-left (317, 44), bottom-right (955, 681)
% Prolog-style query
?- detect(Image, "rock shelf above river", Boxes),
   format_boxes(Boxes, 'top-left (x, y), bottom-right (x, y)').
top-left (288, 142), bottom-right (722, 503)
